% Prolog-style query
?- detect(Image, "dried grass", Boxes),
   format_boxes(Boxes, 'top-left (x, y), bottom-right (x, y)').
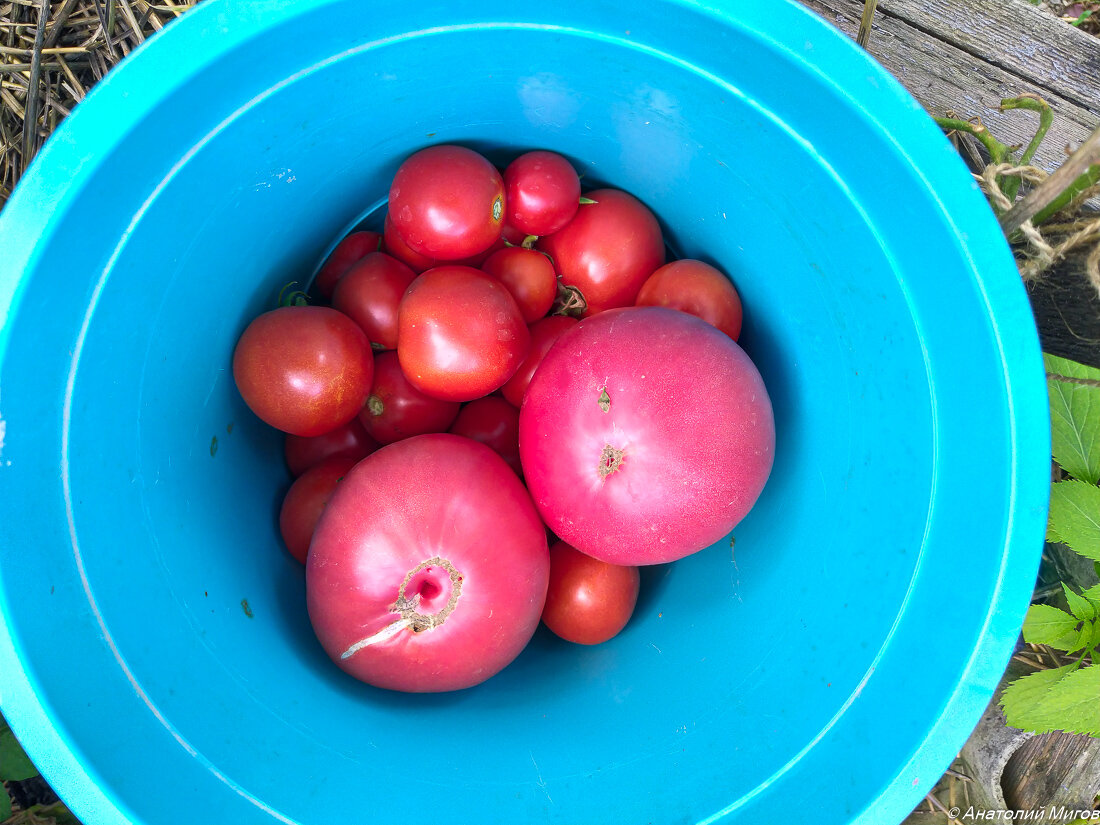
top-left (0, 0), bottom-right (198, 208)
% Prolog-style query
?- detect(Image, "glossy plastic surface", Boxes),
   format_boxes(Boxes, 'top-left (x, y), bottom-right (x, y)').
top-left (0, 1), bottom-right (1049, 823)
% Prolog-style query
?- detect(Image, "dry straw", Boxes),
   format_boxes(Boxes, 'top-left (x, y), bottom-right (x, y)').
top-left (0, 0), bottom-right (198, 207)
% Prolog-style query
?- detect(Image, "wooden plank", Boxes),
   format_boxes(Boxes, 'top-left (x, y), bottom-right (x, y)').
top-left (883, 0), bottom-right (1100, 113)
top-left (800, 0), bottom-right (1100, 175)
top-left (1002, 729), bottom-right (1100, 811)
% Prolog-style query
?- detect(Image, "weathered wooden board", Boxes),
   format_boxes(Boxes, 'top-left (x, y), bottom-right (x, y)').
top-left (800, 0), bottom-right (1100, 174)
top-left (800, 0), bottom-right (1100, 372)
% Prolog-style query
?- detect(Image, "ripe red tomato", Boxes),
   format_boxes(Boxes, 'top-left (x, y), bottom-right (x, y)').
top-left (519, 307), bottom-right (774, 566)
top-left (389, 145), bottom-right (505, 260)
top-left (537, 189), bottom-right (665, 316)
top-left (232, 306), bottom-right (374, 436)
top-left (307, 434), bottom-right (550, 692)
top-left (331, 252), bottom-right (418, 350)
top-left (449, 396), bottom-right (522, 476)
top-left (383, 213), bottom-right (437, 273)
top-left (279, 455), bottom-right (359, 564)
top-left (541, 540), bottom-right (640, 645)
top-left (284, 417), bottom-right (378, 477)
top-left (314, 231), bottom-right (382, 298)
top-left (358, 351), bottom-right (461, 444)
top-left (503, 150), bottom-right (581, 237)
top-left (500, 315), bottom-right (578, 408)
top-left (480, 247), bottom-right (557, 323)
top-left (635, 259), bottom-right (744, 341)
top-left (397, 266), bottom-right (530, 402)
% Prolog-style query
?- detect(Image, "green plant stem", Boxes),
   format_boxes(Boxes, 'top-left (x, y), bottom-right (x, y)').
top-left (1030, 163), bottom-right (1100, 227)
top-left (999, 95), bottom-right (1053, 201)
top-left (932, 117), bottom-right (1013, 166)
top-left (1001, 124), bottom-right (1100, 234)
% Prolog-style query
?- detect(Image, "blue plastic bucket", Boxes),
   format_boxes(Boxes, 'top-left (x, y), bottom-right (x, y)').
top-left (0, 1), bottom-right (1049, 823)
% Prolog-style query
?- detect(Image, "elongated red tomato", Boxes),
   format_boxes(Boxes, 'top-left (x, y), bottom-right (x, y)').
top-left (389, 145), bottom-right (505, 260)
top-left (635, 259), bottom-right (744, 341)
top-left (314, 231), bottom-right (382, 298)
top-left (359, 351), bottom-right (461, 444)
top-left (397, 266), bottom-right (530, 402)
top-left (541, 540), bottom-right (640, 645)
top-left (537, 189), bottom-right (664, 316)
top-left (332, 252), bottom-right (418, 350)
top-left (519, 307), bottom-right (774, 565)
top-left (307, 434), bottom-right (549, 692)
top-left (232, 306), bottom-right (374, 436)
top-left (284, 418), bottom-right (378, 477)
top-left (500, 315), bottom-right (578, 408)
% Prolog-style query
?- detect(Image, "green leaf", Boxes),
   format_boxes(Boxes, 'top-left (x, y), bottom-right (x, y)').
top-left (1049, 480), bottom-right (1100, 562)
top-left (1023, 603), bottom-right (1081, 649)
top-left (1045, 353), bottom-right (1100, 484)
top-left (1064, 582), bottom-right (1099, 621)
top-left (0, 728), bottom-right (38, 781)
top-left (1029, 664), bottom-right (1100, 735)
top-left (1082, 582), bottom-right (1100, 607)
top-left (1087, 618), bottom-right (1100, 654)
top-left (1001, 664), bottom-right (1078, 731)
top-left (1067, 619), bottom-right (1096, 655)
top-left (0, 789), bottom-right (11, 821)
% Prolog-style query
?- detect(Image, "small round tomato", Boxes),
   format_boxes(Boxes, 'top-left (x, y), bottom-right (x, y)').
top-left (398, 266), bottom-right (530, 402)
top-left (359, 351), bottom-right (461, 444)
top-left (541, 540), bottom-right (639, 645)
top-left (331, 252), bottom-right (418, 350)
top-left (279, 455), bottom-right (359, 564)
top-left (504, 151), bottom-right (581, 237)
top-left (232, 306), bottom-right (374, 436)
top-left (389, 145), bottom-right (505, 260)
top-left (284, 418), bottom-right (379, 477)
top-left (500, 315), bottom-right (578, 408)
top-left (480, 247), bottom-right (557, 323)
top-left (537, 189), bottom-right (665, 316)
top-left (314, 231), bottom-right (382, 298)
top-left (449, 397), bottom-right (522, 475)
top-left (635, 259), bottom-right (744, 341)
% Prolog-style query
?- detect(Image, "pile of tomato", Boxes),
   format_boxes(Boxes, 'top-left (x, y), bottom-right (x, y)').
top-left (232, 145), bottom-right (775, 693)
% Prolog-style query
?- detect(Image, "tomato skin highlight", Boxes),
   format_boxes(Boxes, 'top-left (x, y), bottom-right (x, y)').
top-left (541, 541), bottom-right (640, 645)
top-left (503, 150), bottom-right (581, 237)
top-left (449, 396), bottom-right (522, 476)
top-left (331, 252), bottom-right (418, 350)
top-left (358, 351), bottom-right (461, 444)
top-left (279, 455), bottom-right (359, 564)
top-left (635, 259), bottom-right (744, 341)
top-left (314, 231), bottom-right (382, 298)
top-left (389, 145), bottom-right (505, 260)
top-left (397, 266), bottom-right (530, 402)
top-left (519, 307), bottom-right (774, 566)
top-left (500, 315), bottom-right (578, 408)
top-left (306, 434), bottom-right (550, 693)
top-left (284, 418), bottom-right (379, 477)
top-left (537, 189), bottom-right (665, 317)
top-left (232, 306), bottom-right (374, 437)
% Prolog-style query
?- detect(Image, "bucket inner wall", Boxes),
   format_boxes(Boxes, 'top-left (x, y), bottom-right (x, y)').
top-left (0, 6), bottom-right (1033, 825)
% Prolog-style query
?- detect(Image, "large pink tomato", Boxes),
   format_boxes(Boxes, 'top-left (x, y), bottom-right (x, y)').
top-left (306, 434), bottom-right (549, 692)
top-left (519, 307), bottom-right (774, 566)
